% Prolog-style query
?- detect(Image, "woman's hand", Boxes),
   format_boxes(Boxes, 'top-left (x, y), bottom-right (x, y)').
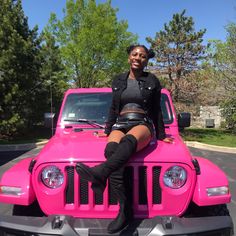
top-left (98, 132), bottom-right (108, 137)
top-left (93, 131), bottom-right (108, 137)
top-left (162, 137), bottom-right (174, 143)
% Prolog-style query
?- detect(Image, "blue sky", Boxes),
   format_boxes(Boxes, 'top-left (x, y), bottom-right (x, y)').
top-left (22, 0), bottom-right (236, 46)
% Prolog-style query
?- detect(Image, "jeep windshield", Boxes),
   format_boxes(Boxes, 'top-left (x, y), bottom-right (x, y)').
top-left (61, 92), bottom-right (112, 125)
top-left (61, 92), bottom-right (173, 126)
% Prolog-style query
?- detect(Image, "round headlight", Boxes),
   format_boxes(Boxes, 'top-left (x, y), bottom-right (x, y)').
top-left (163, 166), bottom-right (187, 189)
top-left (41, 166), bottom-right (64, 188)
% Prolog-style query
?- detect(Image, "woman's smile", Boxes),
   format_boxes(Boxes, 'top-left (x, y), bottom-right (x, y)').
top-left (128, 47), bottom-right (148, 70)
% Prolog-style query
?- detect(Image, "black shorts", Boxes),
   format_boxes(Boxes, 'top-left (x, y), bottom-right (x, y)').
top-left (111, 116), bottom-right (154, 136)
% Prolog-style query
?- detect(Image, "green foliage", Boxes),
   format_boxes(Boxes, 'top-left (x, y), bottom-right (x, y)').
top-left (220, 98), bottom-right (236, 133)
top-left (212, 25), bottom-right (236, 90)
top-left (35, 32), bottom-right (69, 122)
top-left (0, 0), bottom-right (67, 139)
top-left (44, 0), bottom-right (137, 87)
top-left (210, 23), bottom-right (236, 132)
top-left (0, 0), bottom-right (136, 139)
top-left (0, 0), bottom-right (42, 137)
top-left (147, 10), bottom-right (207, 101)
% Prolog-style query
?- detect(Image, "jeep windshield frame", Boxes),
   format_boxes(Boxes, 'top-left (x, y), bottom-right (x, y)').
top-left (61, 92), bottom-right (174, 126)
top-left (161, 94), bottom-right (174, 125)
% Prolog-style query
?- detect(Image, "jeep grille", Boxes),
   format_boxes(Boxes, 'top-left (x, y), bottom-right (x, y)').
top-left (65, 165), bottom-right (162, 206)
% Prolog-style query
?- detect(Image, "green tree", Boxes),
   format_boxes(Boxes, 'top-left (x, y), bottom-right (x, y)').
top-left (29, 32), bottom-right (69, 124)
top-left (0, 0), bottom-right (41, 138)
top-left (212, 24), bottom-right (236, 93)
top-left (211, 23), bottom-right (236, 132)
top-left (44, 0), bottom-right (137, 87)
top-left (147, 10), bottom-right (207, 102)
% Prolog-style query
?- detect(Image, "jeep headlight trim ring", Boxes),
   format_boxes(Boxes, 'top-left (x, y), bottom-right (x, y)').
top-left (41, 165), bottom-right (64, 188)
top-left (163, 166), bottom-right (187, 189)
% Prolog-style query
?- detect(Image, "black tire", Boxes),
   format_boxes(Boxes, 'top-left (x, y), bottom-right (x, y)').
top-left (13, 201), bottom-right (45, 217)
top-left (184, 202), bottom-right (230, 217)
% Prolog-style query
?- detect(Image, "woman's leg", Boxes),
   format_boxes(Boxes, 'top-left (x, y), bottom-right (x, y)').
top-left (76, 125), bottom-right (152, 187)
top-left (127, 124), bottom-right (152, 151)
top-left (76, 134), bottom-right (137, 183)
top-left (107, 129), bottom-right (125, 143)
top-left (107, 125), bottom-right (152, 233)
top-left (76, 124), bottom-right (152, 233)
top-left (90, 131), bottom-right (124, 193)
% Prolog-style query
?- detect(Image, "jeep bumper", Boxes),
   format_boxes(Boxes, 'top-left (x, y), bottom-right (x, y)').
top-left (0, 215), bottom-right (234, 236)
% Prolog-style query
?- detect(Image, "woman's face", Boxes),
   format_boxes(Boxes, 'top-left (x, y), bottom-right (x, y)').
top-left (128, 46), bottom-right (148, 71)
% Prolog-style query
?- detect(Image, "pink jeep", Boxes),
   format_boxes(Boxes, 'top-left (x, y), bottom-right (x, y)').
top-left (0, 88), bottom-right (233, 235)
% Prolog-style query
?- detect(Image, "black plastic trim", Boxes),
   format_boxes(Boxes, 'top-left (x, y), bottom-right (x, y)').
top-left (192, 159), bottom-right (201, 175)
top-left (28, 159), bottom-right (37, 173)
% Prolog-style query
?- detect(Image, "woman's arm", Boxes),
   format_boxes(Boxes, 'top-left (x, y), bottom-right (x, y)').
top-left (104, 79), bottom-right (119, 135)
top-left (152, 78), bottom-right (174, 143)
top-left (152, 78), bottom-right (166, 140)
top-left (104, 95), bottom-right (117, 135)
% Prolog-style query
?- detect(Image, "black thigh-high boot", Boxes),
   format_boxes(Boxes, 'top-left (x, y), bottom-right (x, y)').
top-left (104, 142), bottom-right (133, 234)
top-left (90, 142), bottom-right (119, 193)
top-left (107, 167), bottom-right (133, 234)
top-left (75, 134), bottom-right (137, 194)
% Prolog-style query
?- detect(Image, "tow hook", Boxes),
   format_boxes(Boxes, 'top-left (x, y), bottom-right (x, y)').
top-left (52, 215), bottom-right (64, 229)
top-left (162, 216), bottom-right (173, 229)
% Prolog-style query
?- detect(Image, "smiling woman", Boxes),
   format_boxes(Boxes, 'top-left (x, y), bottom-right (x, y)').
top-left (127, 45), bottom-right (155, 73)
top-left (75, 44), bottom-right (174, 234)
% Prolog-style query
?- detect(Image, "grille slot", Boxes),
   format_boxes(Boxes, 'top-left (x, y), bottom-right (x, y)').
top-left (139, 166), bottom-right (147, 204)
top-left (65, 166), bottom-right (74, 204)
top-left (80, 178), bottom-right (89, 204)
top-left (124, 166), bottom-right (134, 205)
top-left (152, 166), bottom-right (162, 204)
top-left (108, 180), bottom-right (118, 205)
top-left (95, 191), bottom-right (103, 205)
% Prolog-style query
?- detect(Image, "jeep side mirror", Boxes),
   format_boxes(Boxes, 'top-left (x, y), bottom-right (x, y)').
top-left (178, 112), bottom-right (191, 128)
top-left (44, 112), bottom-right (56, 128)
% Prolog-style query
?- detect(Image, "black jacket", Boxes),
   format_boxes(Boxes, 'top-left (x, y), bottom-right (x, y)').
top-left (105, 71), bottom-right (166, 140)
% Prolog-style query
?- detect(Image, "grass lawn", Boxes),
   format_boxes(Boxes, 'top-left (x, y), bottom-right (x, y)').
top-left (180, 128), bottom-right (236, 147)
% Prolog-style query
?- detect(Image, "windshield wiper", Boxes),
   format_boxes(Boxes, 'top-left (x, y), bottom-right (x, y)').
top-left (63, 118), bottom-right (105, 129)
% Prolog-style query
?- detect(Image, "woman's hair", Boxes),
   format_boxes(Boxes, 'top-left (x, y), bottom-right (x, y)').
top-left (126, 44), bottom-right (155, 59)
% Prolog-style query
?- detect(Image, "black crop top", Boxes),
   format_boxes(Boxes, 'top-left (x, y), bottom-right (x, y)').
top-left (120, 78), bottom-right (144, 109)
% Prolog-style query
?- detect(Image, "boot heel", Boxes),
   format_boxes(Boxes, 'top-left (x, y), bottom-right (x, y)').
top-left (107, 204), bottom-right (133, 234)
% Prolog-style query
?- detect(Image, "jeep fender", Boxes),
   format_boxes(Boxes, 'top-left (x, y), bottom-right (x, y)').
top-left (0, 158), bottom-right (36, 205)
top-left (192, 156), bottom-right (231, 206)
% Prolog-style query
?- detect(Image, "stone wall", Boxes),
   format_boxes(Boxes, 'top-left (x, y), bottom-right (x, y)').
top-left (191, 106), bottom-right (225, 128)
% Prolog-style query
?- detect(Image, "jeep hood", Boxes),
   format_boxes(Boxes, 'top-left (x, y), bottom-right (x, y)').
top-left (36, 130), bottom-right (193, 165)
